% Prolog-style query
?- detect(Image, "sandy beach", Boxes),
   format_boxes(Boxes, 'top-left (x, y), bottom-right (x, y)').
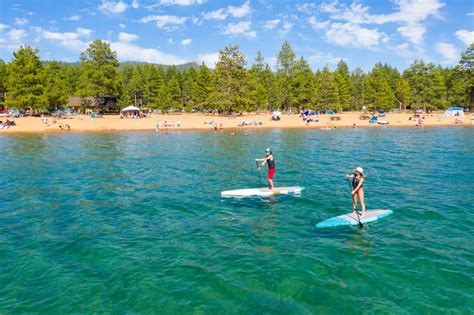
top-left (0, 112), bottom-right (472, 133)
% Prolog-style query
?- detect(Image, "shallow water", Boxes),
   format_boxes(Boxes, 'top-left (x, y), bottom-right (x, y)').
top-left (0, 128), bottom-right (473, 313)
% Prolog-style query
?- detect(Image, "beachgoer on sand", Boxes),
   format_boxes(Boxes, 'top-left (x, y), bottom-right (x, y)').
top-left (346, 167), bottom-right (366, 217)
top-left (256, 148), bottom-right (275, 190)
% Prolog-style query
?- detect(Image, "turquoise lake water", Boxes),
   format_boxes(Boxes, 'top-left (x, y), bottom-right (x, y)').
top-left (0, 128), bottom-right (473, 313)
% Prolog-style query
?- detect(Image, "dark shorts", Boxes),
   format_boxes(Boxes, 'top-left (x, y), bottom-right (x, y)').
top-left (268, 168), bottom-right (275, 180)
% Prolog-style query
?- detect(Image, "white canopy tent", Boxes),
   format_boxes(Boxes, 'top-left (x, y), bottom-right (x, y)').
top-left (121, 106), bottom-right (140, 112)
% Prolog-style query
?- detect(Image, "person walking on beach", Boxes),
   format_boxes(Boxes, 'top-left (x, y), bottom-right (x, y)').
top-left (346, 167), bottom-right (366, 217)
top-left (256, 148), bottom-right (275, 190)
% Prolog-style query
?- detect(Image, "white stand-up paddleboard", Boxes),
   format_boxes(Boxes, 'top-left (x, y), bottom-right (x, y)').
top-left (221, 186), bottom-right (304, 198)
top-left (316, 209), bottom-right (393, 229)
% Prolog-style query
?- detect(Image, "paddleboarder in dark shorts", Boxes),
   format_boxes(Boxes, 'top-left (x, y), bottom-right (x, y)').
top-left (346, 167), bottom-right (366, 217)
top-left (256, 148), bottom-right (275, 190)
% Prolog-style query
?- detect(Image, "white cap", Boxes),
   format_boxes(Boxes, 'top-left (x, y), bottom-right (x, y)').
top-left (355, 167), bottom-right (364, 174)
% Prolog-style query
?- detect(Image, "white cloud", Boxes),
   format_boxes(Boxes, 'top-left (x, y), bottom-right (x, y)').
top-left (396, 23), bottom-right (425, 44)
top-left (0, 24), bottom-right (8, 31)
top-left (202, 8), bottom-right (227, 20)
top-left (309, 51), bottom-right (346, 65)
top-left (191, 16), bottom-right (202, 25)
top-left (308, 16), bottom-right (329, 30)
top-left (139, 15), bottom-right (187, 28)
top-left (202, 1), bottom-right (250, 20)
top-left (180, 38), bottom-right (192, 46)
top-left (391, 42), bottom-right (416, 58)
top-left (149, 0), bottom-right (206, 7)
top-left (435, 42), bottom-right (459, 64)
top-left (280, 22), bottom-right (293, 35)
top-left (66, 15), bottom-right (81, 21)
top-left (118, 32), bottom-right (138, 42)
top-left (296, 3), bottom-right (317, 12)
top-left (455, 30), bottom-right (474, 47)
top-left (397, 43), bottom-right (409, 49)
top-left (267, 56), bottom-right (277, 69)
top-left (14, 18), bottom-right (28, 26)
top-left (168, 38), bottom-right (174, 44)
top-left (76, 28), bottom-right (93, 36)
top-left (467, 12), bottom-right (474, 16)
top-left (119, 23), bottom-right (126, 29)
top-left (198, 52), bottom-right (219, 67)
top-left (40, 27), bottom-right (93, 51)
top-left (8, 29), bottom-right (27, 42)
top-left (222, 21), bottom-right (256, 38)
top-left (227, 1), bottom-right (251, 18)
top-left (320, 1), bottom-right (340, 14)
top-left (110, 41), bottom-right (187, 64)
top-left (263, 19), bottom-right (280, 30)
top-left (131, 0), bottom-right (139, 9)
top-left (317, 0), bottom-right (444, 45)
top-left (99, 1), bottom-right (128, 14)
top-left (325, 23), bottom-right (386, 48)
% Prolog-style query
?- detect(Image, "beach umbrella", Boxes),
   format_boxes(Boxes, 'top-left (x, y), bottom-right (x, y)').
top-left (272, 110), bottom-right (282, 116)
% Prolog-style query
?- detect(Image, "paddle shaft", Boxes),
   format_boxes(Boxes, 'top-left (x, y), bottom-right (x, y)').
top-left (256, 161), bottom-right (262, 187)
top-left (347, 178), bottom-right (363, 228)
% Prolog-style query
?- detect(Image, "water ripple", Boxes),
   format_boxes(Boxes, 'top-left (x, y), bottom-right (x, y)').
top-left (0, 128), bottom-right (473, 313)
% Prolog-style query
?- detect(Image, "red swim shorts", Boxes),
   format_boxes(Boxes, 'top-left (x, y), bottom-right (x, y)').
top-left (268, 168), bottom-right (275, 180)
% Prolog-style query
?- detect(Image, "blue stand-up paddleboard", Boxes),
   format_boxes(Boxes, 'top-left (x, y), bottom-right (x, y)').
top-left (221, 186), bottom-right (304, 198)
top-left (316, 209), bottom-right (393, 229)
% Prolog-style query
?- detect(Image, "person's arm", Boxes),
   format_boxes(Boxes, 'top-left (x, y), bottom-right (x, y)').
top-left (255, 156), bottom-right (269, 170)
top-left (345, 174), bottom-right (355, 179)
top-left (352, 177), bottom-right (364, 194)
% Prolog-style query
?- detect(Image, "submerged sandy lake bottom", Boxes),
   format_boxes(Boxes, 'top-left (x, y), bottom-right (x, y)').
top-left (0, 128), bottom-right (473, 313)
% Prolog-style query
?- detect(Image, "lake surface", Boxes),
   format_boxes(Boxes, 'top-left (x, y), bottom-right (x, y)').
top-left (0, 128), bottom-right (473, 313)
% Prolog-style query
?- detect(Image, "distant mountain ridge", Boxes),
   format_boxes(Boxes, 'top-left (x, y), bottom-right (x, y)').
top-left (41, 60), bottom-right (203, 71)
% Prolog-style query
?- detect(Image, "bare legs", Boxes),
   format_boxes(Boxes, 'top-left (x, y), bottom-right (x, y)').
top-left (352, 188), bottom-right (366, 217)
top-left (268, 179), bottom-right (274, 190)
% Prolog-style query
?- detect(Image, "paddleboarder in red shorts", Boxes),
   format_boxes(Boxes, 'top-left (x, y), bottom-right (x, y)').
top-left (256, 148), bottom-right (275, 190)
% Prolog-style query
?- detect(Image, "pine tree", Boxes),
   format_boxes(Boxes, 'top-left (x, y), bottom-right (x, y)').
top-left (145, 65), bottom-right (166, 110)
top-left (363, 64), bottom-right (395, 111)
top-left (404, 60), bottom-right (446, 111)
top-left (290, 57), bottom-right (314, 110)
top-left (118, 64), bottom-right (134, 108)
top-left (43, 61), bottom-right (68, 110)
top-left (78, 40), bottom-right (119, 111)
top-left (316, 66), bottom-right (338, 110)
top-left (166, 75), bottom-right (182, 111)
top-left (351, 68), bottom-right (365, 110)
top-left (250, 51), bottom-right (270, 111)
top-left (59, 64), bottom-right (81, 97)
top-left (446, 66), bottom-right (469, 107)
top-left (181, 67), bottom-right (198, 111)
top-left (276, 41), bottom-right (296, 110)
top-left (195, 63), bottom-right (214, 112)
top-left (395, 77), bottom-right (412, 111)
top-left (334, 60), bottom-right (353, 111)
top-left (214, 44), bottom-right (250, 114)
top-left (6, 45), bottom-right (47, 111)
top-left (459, 44), bottom-right (474, 111)
top-left (0, 60), bottom-right (7, 105)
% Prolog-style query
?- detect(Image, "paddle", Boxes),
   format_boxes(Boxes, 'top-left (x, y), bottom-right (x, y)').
top-left (256, 161), bottom-right (262, 187)
top-left (347, 178), bottom-right (364, 228)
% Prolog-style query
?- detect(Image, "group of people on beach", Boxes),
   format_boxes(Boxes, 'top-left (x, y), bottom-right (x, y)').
top-left (256, 148), bottom-right (366, 217)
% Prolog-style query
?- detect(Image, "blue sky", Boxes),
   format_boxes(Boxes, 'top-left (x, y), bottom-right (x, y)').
top-left (0, 0), bottom-right (472, 71)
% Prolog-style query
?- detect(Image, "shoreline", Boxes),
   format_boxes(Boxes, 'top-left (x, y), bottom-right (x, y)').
top-left (1, 112), bottom-right (472, 134)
